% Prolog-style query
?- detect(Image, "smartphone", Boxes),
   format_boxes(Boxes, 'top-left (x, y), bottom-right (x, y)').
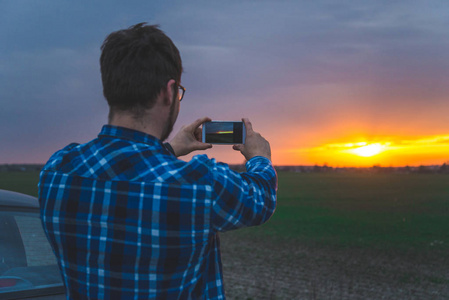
top-left (202, 121), bottom-right (246, 144)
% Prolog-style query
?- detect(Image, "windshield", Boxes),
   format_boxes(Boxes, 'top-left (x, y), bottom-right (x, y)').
top-left (0, 210), bottom-right (64, 298)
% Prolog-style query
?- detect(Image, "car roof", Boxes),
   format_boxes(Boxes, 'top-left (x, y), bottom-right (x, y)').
top-left (0, 189), bottom-right (39, 209)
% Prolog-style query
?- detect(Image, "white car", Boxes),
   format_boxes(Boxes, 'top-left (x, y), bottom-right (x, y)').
top-left (0, 189), bottom-right (65, 299)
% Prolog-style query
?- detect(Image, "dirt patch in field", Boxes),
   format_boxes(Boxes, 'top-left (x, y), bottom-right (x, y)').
top-left (220, 232), bottom-right (449, 299)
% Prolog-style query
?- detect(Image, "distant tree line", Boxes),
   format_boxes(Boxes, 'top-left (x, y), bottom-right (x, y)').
top-left (0, 164), bottom-right (44, 172)
top-left (2, 163), bottom-right (449, 174)
top-left (274, 163), bottom-right (449, 174)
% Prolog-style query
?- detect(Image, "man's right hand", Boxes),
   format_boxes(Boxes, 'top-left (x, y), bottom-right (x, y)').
top-left (233, 118), bottom-right (271, 161)
top-left (169, 117), bottom-right (213, 157)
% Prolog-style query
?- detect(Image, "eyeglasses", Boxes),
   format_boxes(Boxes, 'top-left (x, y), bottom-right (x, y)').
top-left (178, 85), bottom-right (185, 101)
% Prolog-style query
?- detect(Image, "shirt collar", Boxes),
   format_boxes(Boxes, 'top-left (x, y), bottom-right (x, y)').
top-left (98, 125), bottom-right (163, 147)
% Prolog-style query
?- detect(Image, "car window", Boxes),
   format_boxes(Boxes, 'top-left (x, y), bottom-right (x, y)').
top-left (14, 216), bottom-right (58, 267)
top-left (0, 211), bottom-right (64, 297)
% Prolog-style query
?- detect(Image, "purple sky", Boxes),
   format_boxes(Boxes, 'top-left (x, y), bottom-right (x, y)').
top-left (1, 1), bottom-right (449, 165)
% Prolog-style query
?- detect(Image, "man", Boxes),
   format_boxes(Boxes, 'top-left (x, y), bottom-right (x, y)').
top-left (39, 23), bottom-right (277, 299)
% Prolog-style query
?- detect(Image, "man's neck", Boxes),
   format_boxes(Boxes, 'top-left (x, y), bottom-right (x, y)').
top-left (109, 113), bottom-right (164, 140)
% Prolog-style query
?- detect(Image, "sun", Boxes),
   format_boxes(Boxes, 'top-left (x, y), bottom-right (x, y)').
top-left (350, 143), bottom-right (384, 157)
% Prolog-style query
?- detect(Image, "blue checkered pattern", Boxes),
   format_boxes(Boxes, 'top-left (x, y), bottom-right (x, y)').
top-left (39, 125), bottom-right (277, 299)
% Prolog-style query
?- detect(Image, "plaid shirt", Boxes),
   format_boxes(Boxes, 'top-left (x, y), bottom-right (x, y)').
top-left (39, 125), bottom-right (277, 299)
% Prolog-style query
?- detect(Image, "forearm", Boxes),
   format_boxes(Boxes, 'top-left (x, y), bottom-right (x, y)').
top-left (211, 156), bottom-right (277, 232)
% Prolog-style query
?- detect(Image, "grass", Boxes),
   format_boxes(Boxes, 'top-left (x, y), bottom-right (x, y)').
top-left (1, 170), bottom-right (448, 251)
top-left (237, 172), bottom-right (449, 251)
top-left (3, 170), bottom-right (449, 298)
top-left (0, 171), bottom-right (40, 197)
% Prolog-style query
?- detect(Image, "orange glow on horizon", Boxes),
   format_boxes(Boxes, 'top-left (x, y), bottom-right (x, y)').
top-left (277, 134), bottom-right (449, 167)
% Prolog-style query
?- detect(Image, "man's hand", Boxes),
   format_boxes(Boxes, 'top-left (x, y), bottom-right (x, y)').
top-left (168, 117), bottom-right (213, 157)
top-left (233, 118), bottom-right (271, 161)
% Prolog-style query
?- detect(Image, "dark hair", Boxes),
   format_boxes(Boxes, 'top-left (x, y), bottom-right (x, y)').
top-left (100, 23), bottom-right (182, 114)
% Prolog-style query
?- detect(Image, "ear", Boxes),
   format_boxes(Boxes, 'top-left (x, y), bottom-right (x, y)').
top-left (163, 79), bottom-right (177, 106)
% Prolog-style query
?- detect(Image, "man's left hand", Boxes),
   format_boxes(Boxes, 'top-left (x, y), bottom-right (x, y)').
top-left (168, 117), bottom-right (213, 157)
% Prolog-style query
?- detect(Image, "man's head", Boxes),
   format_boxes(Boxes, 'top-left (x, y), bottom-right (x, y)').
top-left (100, 23), bottom-right (183, 122)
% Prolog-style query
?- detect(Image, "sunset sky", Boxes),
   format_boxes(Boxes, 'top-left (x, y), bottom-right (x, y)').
top-left (1, 1), bottom-right (448, 167)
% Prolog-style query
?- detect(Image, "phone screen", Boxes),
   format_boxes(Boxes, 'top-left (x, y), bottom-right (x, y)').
top-left (203, 121), bottom-right (245, 144)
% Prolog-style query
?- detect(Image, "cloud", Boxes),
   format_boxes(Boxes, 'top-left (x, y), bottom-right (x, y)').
top-left (0, 45), bottom-right (107, 163)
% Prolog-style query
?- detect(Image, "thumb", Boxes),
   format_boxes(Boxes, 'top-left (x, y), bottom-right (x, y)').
top-left (194, 141), bottom-right (213, 150)
top-left (233, 144), bottom-right (244, 152)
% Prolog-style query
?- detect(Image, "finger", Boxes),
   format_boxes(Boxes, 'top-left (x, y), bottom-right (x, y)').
top-left (188, 117), bottom-right (212, 131)
top-left (241, 118), bottom-right (253, 133)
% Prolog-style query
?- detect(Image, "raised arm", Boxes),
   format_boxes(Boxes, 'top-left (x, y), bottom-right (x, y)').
top-left (210, 118), bottom-right (277, 231)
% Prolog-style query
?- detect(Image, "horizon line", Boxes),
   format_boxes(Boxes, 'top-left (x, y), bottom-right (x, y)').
top-left (1, 162), bottom-right (448, 169)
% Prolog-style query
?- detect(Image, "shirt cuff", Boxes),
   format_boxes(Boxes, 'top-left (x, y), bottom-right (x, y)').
top-left (163, 142), bottom-right (176, 156)
top-left (245, 156), bottom-right (272, 169)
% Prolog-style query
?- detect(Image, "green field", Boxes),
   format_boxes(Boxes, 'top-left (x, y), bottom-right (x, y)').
top-left (239, 172), bottom-right (449, 251)
top-left (1, 170), bottom-right (448, 251)
top-left (2, 170), bottom-right (449, 298)
top-left (0, 171), bottom-right (41, 197)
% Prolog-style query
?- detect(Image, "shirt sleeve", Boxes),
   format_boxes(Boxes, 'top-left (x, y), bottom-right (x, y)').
top-left (209, 156), bottom-right (277, 232)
